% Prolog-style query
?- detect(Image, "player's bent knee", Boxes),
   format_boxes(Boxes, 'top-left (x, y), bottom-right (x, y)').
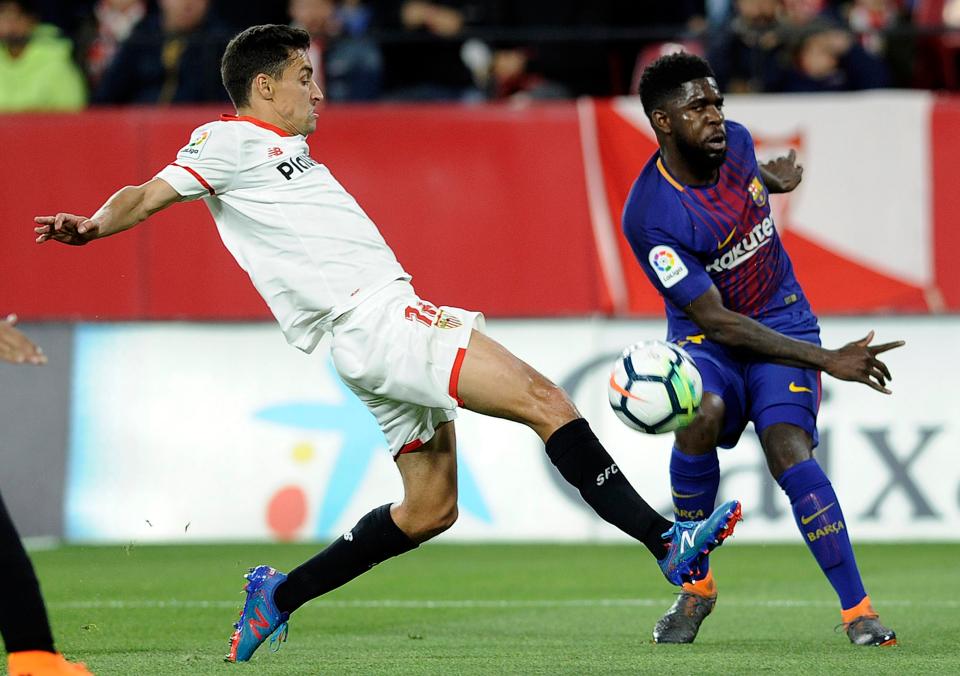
top-left (412, 503), bottom-right (459, 542)
top-left (394, 495), bottom-right (459, 543)
top-left (432, 502), bottom-right (459, 535)
top-left (675, 392), bottom-right (724, 454)
top-left (761, 423), bottom-right (814, 480)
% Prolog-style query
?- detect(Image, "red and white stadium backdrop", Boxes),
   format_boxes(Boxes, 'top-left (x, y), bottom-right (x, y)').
top-left (63, 316), bottom-right (958, 543)
top-left (3, 92), bottom-right (960, 318)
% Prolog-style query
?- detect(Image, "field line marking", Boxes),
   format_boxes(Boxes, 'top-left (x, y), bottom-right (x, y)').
top-left (48, 598), bottom-right (959, 610)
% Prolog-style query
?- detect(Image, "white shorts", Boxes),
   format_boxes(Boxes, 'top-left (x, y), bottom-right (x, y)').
top-left (330, 280), bottom-right (485, 457)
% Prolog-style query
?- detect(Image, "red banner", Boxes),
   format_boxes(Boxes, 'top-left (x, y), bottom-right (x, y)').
top-left (2, 105), bottom-right (601, 319)
top-left (3, 97), bottom-right (958, 320)
top-left (932, 96), bottom-right (960, 310)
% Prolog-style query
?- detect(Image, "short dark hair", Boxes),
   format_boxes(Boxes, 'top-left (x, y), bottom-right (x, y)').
top-left (639, 52), bottom-right (717, 118)
top-left (221, 24), bottom-right (311, 108)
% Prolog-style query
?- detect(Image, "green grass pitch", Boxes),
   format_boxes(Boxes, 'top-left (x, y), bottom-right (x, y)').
top-left (24, 542), bottom-right (960, 674)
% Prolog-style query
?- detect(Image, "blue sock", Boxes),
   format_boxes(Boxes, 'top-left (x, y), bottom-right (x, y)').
top-left (777, 458), bottom-right (866, 610)
top-left (670, 446), bottom-right (720, 575)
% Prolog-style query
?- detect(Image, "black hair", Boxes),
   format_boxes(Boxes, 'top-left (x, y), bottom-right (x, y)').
top-left (221, 24), bottom-right (311, 108)
top-left (639, 52), bottom-right (717, 118)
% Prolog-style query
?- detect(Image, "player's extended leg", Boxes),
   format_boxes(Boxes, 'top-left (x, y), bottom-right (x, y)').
top-left (456, 330), bottom-right (741, 585)
top-left (0, 492), bottom-right (91, 675)
top-left (226, 423), bottom-right (459, 663)
top-left (762, 422), bottom-right (896, 646)
top-left (652, 393), bottom-right (725, 643)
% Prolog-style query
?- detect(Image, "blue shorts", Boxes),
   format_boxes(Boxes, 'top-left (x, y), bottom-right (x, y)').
top-left (676, 326), bottom-right (822, 449)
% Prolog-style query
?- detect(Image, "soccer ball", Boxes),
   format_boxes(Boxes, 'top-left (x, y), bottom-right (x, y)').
top-left (607, 340), bottom-right (703, 434)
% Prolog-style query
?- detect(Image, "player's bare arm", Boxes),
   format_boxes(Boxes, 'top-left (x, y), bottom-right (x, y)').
top-left (685, 285), bottom-right (904, 393)
top-left (0, 314), bottom-right (46, 365)
top-left (759, 149), bottom-right (803, 194)
top-left (34, 177), bottom-right (181, 246)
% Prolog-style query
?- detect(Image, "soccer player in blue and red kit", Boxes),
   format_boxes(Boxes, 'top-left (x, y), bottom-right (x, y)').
top-left (623, 53), bottom-right (903, 646)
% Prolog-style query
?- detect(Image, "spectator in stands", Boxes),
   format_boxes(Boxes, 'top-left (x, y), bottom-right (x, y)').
top-left (846, 0), bottom-right (914, 86)
top-left (847, 0), bottom-right (900, 55)
top-left (76, 0), bottom-right (147, 88)
top-left (947, 0), bottom-right (960, 23)
top-left (483, 1), bottom-right (614, 98)
top-left (708, 0), bottom-right (789, 92)
top-left (290, 0), bottom-right (382, 101)
top-left (377, 0), bottom-right (490, 101)
top-left (0, 0), bottom-right (86, 111)
top-left (782, 0), bottom-right (842, 24)
top-left (93, 0), bottom-right (233, 104)
top-left (773, 18), bottom-right (891, 90)
top-left (487, 46), bottom-right (571, 100)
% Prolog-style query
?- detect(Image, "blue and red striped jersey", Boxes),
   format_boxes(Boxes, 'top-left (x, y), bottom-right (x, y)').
top-left (622, 120), bottom-right (816, 341)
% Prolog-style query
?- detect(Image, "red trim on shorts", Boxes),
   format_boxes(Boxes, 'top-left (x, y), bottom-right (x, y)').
top-left (171, 163), bottom-right (215, 195)
top-left (220, 114), bottom-right (295, 137)
top-left (396, 438), bottom-right (424, 460)
top-left (448, 347), bottom-right (467, 407)
top-left (816, 371), bottom-right (823, 412)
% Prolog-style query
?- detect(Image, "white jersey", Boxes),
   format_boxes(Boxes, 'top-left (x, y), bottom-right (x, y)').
top-left (155, 115), bottom-right (410, 353)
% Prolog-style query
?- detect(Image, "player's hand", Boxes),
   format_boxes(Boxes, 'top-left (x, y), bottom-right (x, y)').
top-left (761, 149), bottom-right (803, 193)
top-left (0, 314), bottom-right (47, 365)
top-left (34, 212), bottom-right (100, 245)
top-left (826, 330), bottom-right (904, 394)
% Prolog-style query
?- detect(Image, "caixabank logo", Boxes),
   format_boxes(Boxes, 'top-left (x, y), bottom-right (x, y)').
top-left (253, 360), bottom-right (492, 541)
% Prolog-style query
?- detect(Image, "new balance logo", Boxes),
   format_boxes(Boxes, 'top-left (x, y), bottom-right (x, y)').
top-left (267, 147), bottom-right (283, 158)
top-left (596, 463), bottom-right (619, 486)
top-left (679, 526), bottom-right (699, 552)
top-left (249, 607), bottom-right (271, 640)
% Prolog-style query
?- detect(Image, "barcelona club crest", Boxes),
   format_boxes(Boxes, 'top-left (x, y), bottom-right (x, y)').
top-left (748, 176), bottom-right (767, 207)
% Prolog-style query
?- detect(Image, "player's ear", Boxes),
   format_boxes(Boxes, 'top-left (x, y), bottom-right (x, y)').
top-left (651, 109), bottom-right (671, 135)
top-left (254, 73), bottom-right (275, 100)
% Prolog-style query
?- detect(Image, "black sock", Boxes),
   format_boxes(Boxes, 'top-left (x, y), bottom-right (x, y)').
top-left (273, 503), bottom-right (418, 614)
top-left (0, 493), bottom-right (56, 654)
top-left (546, 418), bottom-right (671, 559)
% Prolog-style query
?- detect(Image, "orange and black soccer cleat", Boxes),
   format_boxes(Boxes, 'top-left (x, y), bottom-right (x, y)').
top-left (7, 650), bottom-right (93, 675)
top-left (652, 570), bottom-right (718, 644)
top-left (840, 597), bottom-right (897, 646)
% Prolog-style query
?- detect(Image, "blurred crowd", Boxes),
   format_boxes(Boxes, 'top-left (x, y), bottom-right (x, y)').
top-left (1, 0), bottom-right (959, 112)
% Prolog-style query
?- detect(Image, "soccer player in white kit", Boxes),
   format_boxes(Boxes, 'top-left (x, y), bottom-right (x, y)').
top-left (34, 25), bottom-right (742, 663)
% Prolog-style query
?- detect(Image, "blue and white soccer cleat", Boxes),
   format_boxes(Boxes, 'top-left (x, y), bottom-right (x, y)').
top-left (225, 565), bottom-right (290, 663)
top-left (658, 500), bottom-right (742, 586)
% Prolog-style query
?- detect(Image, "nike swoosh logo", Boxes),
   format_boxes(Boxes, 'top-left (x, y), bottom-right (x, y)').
top-left (717, 229), bottom-right (736, 249)
top-left (789, 382), bottom-right (813, 393)
top-left (800, 502), bottom-right (835, 525)
top-left (609, 373), bottom-right (645, 401)
top-left (672, 487), bottom-right (705, 499)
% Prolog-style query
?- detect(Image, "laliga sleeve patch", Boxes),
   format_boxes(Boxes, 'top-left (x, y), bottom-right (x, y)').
top-left (648, 245), bottom-right (689, 288)
top-left (178, 129), bottom-right (212, 159)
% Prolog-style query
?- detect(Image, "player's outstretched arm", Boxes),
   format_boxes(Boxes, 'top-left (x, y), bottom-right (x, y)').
top-left (0, 314), bottom-right (47, 365)
top-left (760, 149), bottom-right (803, 194)
top-left (685, 286), bottom-right (904, 393)
top-left (34, 178), bottom-right (181, 246)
